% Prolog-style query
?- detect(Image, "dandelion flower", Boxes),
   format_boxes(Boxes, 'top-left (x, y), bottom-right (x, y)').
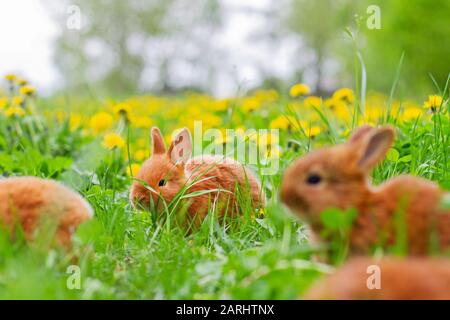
top-left (270, 115), bottom-right (296, 130)
top-left (127, 163), bottom-right (141, 177)
top-left (241, 97), bottom-right (261, 112)
top-left (134, 149), bottom-right (148, 161)
top-left (89, 112), bottom-right (114, 133)
top-left (0, 97), bottom-right (7, 109)
top-left (402, 108), bottom-right (422, 121)
top-left (212, 99), bottom-right (231, 111)
top-left (113, 103), bottom-right (131, 117)
top-left (5, 106), bottom-right (25, 118)
top-left (137, 138), bottom-right (148, 148)
top-left (306, 126), bottom-right (321, 138)
top-left (202, 113), bottom-right (222, 128)
top-left (19, 85), bottom-right (36, 96)
top-left (11, 96), bottom-right (24, 106)
top-left (289, 83), bottom-right (310, 98)
top-left (324, 98), bottom-right (345, 110)
top-left (103, 133), bottom-right (125, 150)
top-left (304, 96), bottom-right (322, 108)
top-left (332, 88), bottom-right (354, 103)
top-left (264, 145), bottom-right (282, 159)
top-left (69, 113), bottom-right (82, 131)
top-left (4, 74), bottom-right (17, 82)
top-left (424, 95), bottom-right (444, 112)
top-left (17, 78), bottom-right (28, 86)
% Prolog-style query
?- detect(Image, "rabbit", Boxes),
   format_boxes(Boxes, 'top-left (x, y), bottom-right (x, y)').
top-left (304, 257), bottom-right (450, 300)
top-left (130, 127), bottom-right (263, 223)
top-left (0, 176), bottom-right (93, 246)
top-left (280, 125), bottom-right (450, 255)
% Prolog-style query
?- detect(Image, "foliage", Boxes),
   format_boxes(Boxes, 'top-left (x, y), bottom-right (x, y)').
top-left (0, 74), bottom-right (448, 298)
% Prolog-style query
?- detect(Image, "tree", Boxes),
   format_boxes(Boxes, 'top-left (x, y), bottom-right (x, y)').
top-left (283, 0), bottom-right (358, 93)
top-left (45, 0), bottom-right (223, 95)
top-left (361, 0), bottom-right (450, 94)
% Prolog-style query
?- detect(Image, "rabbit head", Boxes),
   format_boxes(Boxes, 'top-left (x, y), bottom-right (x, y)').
top-left (280, 125), bottom-right (395, 227)
top-left (130, 127), bottom-right (192, 210)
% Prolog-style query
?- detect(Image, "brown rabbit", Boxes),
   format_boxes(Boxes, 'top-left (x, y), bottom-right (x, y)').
top-left (280, 125), bottom-right (450, 255)
top-left (304, 257), bottom-right (450, 300)
top-left (130, 127), bottom-right (263, 222)
top-left (0, 177), bottom-right (92, 246)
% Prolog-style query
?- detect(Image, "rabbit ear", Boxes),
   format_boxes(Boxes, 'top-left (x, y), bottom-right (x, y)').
top-left (168, 128), bottom-right (192, 164)
top-left (348, 125), bottom-right (374, 144)
top-left (151, 127), bottom-right (166, 154)
top-left (356, 126), bottom-right (395, 171)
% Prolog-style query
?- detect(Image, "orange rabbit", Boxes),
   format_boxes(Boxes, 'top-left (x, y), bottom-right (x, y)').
top-left (304, 257), bottom-right (450, 300)
top-left (130, 127), bottom-right (263, 222)
top-left (0, 177), bottom-right (92, 246)
top-left (280, 125), bottom-right (450, 255)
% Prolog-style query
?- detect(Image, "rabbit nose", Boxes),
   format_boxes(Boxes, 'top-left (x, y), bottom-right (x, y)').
top-left (280, 180), bottom-right (297, 206)
top-left (280, 181), bottom-right (308, 212)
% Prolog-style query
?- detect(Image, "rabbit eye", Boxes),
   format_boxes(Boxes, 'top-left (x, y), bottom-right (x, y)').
top-left (306, 174), bottom-right (322, 185)
top-left (158, 179), bottom-right (166, 187)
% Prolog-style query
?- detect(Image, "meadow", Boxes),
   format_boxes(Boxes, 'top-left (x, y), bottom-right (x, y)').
top-left (0, 73), bottom-right (448, 299)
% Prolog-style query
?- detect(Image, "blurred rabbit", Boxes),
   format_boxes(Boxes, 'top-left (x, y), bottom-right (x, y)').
top-left (0, 177), bottom-right (92, 246)
top-left (130, 127), bottom-right (263, 223)
top-left (304, 257), bottom-right (450, 300)
top-left (280, 125), bottom-right (450, 255)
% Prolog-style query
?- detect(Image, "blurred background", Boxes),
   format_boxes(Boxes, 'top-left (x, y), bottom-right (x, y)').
top-left (0, 0), bottom-right (449, 98)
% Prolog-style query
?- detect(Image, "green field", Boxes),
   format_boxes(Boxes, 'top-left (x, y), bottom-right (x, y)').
top-left (0, 74), bottom-right (449, 299)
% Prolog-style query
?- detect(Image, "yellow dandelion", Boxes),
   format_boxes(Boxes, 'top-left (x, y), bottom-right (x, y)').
top-left (11, 96), bottom-right (24, 106)
top-left (304, 96), bottom-right (322, 108)
top-left (332, 88), bottom-right (354, 103)
top-left (113, 103), bottom-right (132, 116)
top-left (424, 95), bottom-right (444, 112)
top-left (134, 149), bottom-right (148, 161)
top-left (241, 97), bottom-right (261, 112)
top-left (202, 113), bottom-right (222, 128)
top-left (5, 106), bottom-right (25, 118)
top-left (0, 97), bottom-right (7, 109)
top-left (4, 74), bottom-right (17, 82)
top-left (89, 112), bottom-right (114, 133)
top-left (401, 108), bottom-right (422, 121)
top-left (270, 116), bottom-right (289, 129)
top-left (137, 138), bottom-right (148, 148)
top-left (211, 98), bottom-right (232, 111)
top-left (265, 145), bottom-right (282, 159)
top-left (130, 115), bottom-right (153, 129)
top-left (17, 78), bottom-right (28, 86)
top-left (254, 131), bottom-right (279, 147)
top-left (269, 115), bottom-right (297, 130)
top-left (324, 98), bottom-right (346, 110)
top-left (69, 113), bottom-right (82, 131)
top-left (127, 163), bottom-right (141, 177)
top-left (306, 126), bottom-right (321, 138)
top-left (103, 133), bottom-right (125, 150)
top-left (19, 85), bottom-right (36, 96)
top-left (289, 83), bottom-right (310, 98)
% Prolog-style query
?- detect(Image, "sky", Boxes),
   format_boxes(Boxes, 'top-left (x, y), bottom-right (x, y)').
top-left (0, 0), bottom-right (312, 96)
top-left (0, 1), bottom-right (60, 93)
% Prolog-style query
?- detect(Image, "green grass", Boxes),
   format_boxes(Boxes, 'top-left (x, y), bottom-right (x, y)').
top-left (0, 87), bottom-right (449, 299)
